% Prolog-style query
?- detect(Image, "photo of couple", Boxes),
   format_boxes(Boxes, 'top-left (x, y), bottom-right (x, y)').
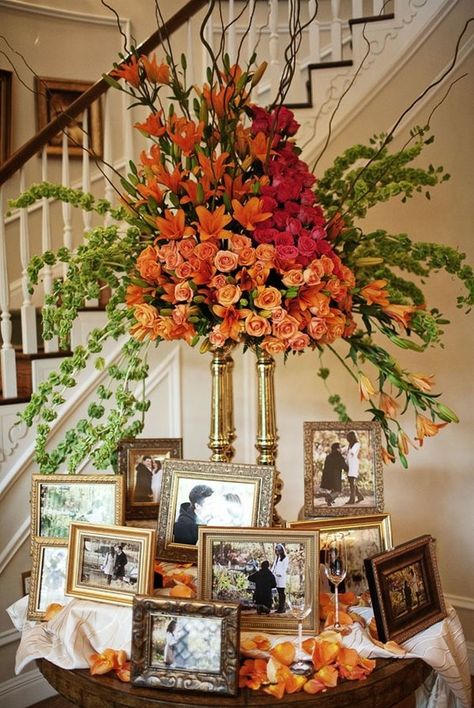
top-left (172, 479), bottom-right (254, 546)
top-left (80, 536), bottom-right (141, 592)
top-left (151, 613), bottom-right (222, 673)
top-left (132, 454), bottom-right (166, 505)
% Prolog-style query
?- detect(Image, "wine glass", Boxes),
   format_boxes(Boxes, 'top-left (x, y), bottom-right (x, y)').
top-left (324, 533), bottom-right (351, 635)
top-left (288, 593), bottom-right (313, 676)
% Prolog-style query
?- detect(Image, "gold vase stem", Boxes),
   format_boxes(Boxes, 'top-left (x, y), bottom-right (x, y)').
top-left (225, 351), bottom-right (236, 461)
top-left (208, 347), bottom-right (231, 462)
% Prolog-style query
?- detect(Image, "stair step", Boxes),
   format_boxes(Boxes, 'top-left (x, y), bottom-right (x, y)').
top-left (0, 349), bottom-right (72, 404)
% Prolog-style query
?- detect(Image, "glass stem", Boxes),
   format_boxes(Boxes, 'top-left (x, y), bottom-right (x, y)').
top-left (298, 620), bottom-right (303, 657)
top-left (334, 584), bottom-right (339, 629)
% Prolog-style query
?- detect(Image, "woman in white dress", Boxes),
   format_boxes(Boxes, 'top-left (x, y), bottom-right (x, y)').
top-left (102, 545), bottom-right (116, 585)
top-left (345, 430), bottom-right (364, 504)
top-left (164, 619), bottom-right (178, 665)
top-left (271, 544), bottom-right (289, 613)
top-left (151, 460), bottom-right (163, 503)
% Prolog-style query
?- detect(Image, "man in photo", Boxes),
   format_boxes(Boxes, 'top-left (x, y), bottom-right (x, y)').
top-left (248, 560), bottom-right (276, 614)
top-left (134, 456), bottom-right (154, 502)
top-left (113, 544), bottom-right (128, 583)
top-left (173, 484), bottom-right (214, 545)
top-left (320, 441), bottom-right (348, 506)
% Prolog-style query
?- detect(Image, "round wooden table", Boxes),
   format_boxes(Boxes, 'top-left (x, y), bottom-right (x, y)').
top-left (37, 656), bottom-right (431, 707)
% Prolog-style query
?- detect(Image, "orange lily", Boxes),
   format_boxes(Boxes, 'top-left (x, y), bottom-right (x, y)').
top-left (168, 117), bottom-right (204, 156)
top-left (408, 372), bottom-right (435, 393)
top-left (110, 55), bottom-right (140, 88)
top-left (212, 304), bottom-right (248, 340)
top-left (203, 83), bottom-right (236, 118)
top-left (358, 373), bottom-right (376, 401)
top-left (135, 177), bottom-right (164, 206)
top-left (197, 151), bottom-right (229, 184)
top-left (249, 131), bottom-right (273, 163)
top-left (134, 111), bottom-right (166, 138)
top-left (152, 163), bottom-right (185, 194)
top-left (155, 209), bottom-right (195, 240)
top-left (360, 279), bottom-right (390, 307)
top-left (382, 303), bottom-right (414, 328)
top-left (140, 54), bottom-right (169, 84)
top-left (379, 392), bottom-right (399, 418)
top-left (195, 204), bottom-right (233, 241)
top-left (232, 197), bottom-right (272, 231)
top-left (381, 447), bottom-right (396, 464)
top-left (180, 176), bottom-right (213, 206)
top-left (415, 413), bottom-right (448, 446)
top-left (397, 429), bottom-right (415, 455)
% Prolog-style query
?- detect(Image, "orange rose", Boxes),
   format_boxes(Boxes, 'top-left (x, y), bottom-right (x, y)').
top-left (308, 293), bottom-right (330, 317)
top-left (271, 307), bottom-right (286, 323)
top-left (209, 326), bottom-right (228, 348)
top-left (175, 261), bottom-right (194, 280)
top-left (137, 245), bottom-right (162, 283)
top-left (248, 261), bottom-right (270, 286)
top-left (304, 259), bottom-right (324, 285)
top-left (254, 286), bottom-right (282, 311)
top-left (323, 310), bottom-right (346, 342)
top-left (320, 255), bottom-right (335, 275)
top-left (209, 274), bottom-right (228, 289)
top-left (245, 313), bottom-right (271, 338)
top-left (230, 234), bottom-right (252, 252)
top-left (288, 333), bottom-right (310, 350)
top-left (134, 303), bottom-right (159, 327)
top-left (255, 243), bottom-right (275, 262)
top-left (307, 317), bottom-right (328, 340)
top-left (272, 315), bottom-right (299, 340)
top-left (217, 284), bottom-right (241, 307)
top-left (178, 237), bottom-right (196, 259)
top-left (194, 241), bottom-right (219, 261)
top-left (238, 247), bottom-right (257, 266)
top-left (214, 250), bottom-right (239, 273)
top-left (174, 281), bottom-right (194, 302)
top-left (261, 336), bottom-right (287, 355)
top-left (282, 268), bottom-right (304, 287)
top-left (324, 278), bottom-right (342, 298)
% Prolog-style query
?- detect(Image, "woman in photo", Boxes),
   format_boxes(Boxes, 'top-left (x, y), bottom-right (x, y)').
top-left (102, 545), bottom-right (115, 585)
top-left (151, 459), bottom-right (163, 504)
top-left (164, 619), bottom-right (178, 665)
top-left (210, 492), bottom-right (244, 526)
top-left (271, 544), bottom-right (289, 613)
top-left (345, 430), bottom-right (364, 504)
top-left (320, 441), bottom-right (348, 506)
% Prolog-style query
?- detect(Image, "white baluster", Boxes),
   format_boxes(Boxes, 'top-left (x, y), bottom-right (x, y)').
top-left (351, 0), bottom-right (363, 18)
top-left (227, 0), bottom-right (236, 64)
top-left (269, 0), bottom-right (280, 99)
top-left (19, 169), bottom-right (38, 355)
top-left (41, 148), bottom-right (59, 353)
top-left (330, 0), bottom-right (342, 62)
top-left (61, 131), bottom-right (73, 280)
top-left (82, 109), bottom-right (92, 234)
top-left (102, 92), bottom-right (114, 227)
top-left (308, 0), bottom-right (321, 63)
top-left (0, 187), bottom-right (18, 398)
top-left (246, 0), bottom-right (256, 99)
top-left (372, 0), bottom-right (385, 16)
top-left (186, 19), bottom-right (195, 87)
top-left (202, 1), bottom-right (214, 82)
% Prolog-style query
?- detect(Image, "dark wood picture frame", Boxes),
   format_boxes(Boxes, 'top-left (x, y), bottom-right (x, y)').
top-left (117, 438), bottom-right (183, 521)
top-left (0, 69), bottom-right (12, 164)
top-left (364, 534), bottom-right (447, 644)
top-left (21, 570), bottom-right (31, 597)
top-left (131, 596), bottom-right (240, 696)
top-left (34, 76), bottom-right (102, 157)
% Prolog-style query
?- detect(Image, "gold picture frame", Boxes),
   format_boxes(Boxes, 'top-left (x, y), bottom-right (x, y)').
top-left (288, 513), bottom-right (392, 595)
top-left (198, 527), bottom-right (319, 634)
top-left (66, 523), bottom-right (155, 606)
top-left (117, 438), bottom-right (183, 521)
top-left (156, 459), bottom-right (275, 563)
top-left (131, 596), bottom-right (240, 696)
top-left (30, 474), bottom-right (125, 551)
top-left (365, 535), bottom-right (447, 644)
top-left (303, 421), bottom-right (384, 518)
top-left (34, 76), bottom-right (102, 157)
top-left (0, 69), bottom-right (12, 164)
top-left (28, 539), bottom-right (69, 621)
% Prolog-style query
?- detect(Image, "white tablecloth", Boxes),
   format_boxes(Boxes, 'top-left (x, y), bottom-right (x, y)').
top-left (7, 596), bottom-right (472, 707)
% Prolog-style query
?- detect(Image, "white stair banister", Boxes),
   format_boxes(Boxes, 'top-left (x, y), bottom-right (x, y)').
top-left (0, 187), bottom-right (17, 398)
top-left (102, 92), bottom-right (114, 227)
top-left (308, 0), bottom-right (321, 63)
top-left (202, 2), bottom-right (214, 82)
top-left (268, 0), bottom-right (280, 98)
top-left (227, 0), bottom-right (236, 64)
top-left (331, 0), bottom-right (343, 62)
top-left (81, 109), bottom-right (92, 235)
top-left (41, 148), bottom-right (59, 353)
top-left (61, 131), bottom-right (73, 278)
top-left (19, 168), bottom-right (38, 355)
top-left (352, 0), bottom-right (364, 19)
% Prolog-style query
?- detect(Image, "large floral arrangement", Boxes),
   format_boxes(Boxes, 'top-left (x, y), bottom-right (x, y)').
top-left (14, 42), bottom-right (472, 473)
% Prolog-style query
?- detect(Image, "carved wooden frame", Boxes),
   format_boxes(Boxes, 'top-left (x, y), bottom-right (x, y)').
top-left (28, 539), bottom-right (68, 621)
top-left (131, 596), bottom-right (240, 696)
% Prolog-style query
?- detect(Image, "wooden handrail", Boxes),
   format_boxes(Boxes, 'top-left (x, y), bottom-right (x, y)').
top-left (0, 0), bottom-right (207, 185)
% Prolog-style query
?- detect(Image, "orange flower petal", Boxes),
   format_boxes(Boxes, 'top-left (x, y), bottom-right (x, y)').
top-left (169, 582), bottom-right (194, 598)
top-left (315, 664), bottom-right (339, 688)
top-left (90, 658), bottom-right (114, 676)
top-left (324, 609), bottom-right (353, 628)
top-left (303, 677), bottom-right (327, 694)
top-left (270, 641), bottom-right (296, 667)
top-left (115, 667), bottom-right (131, 682)
top-left (43, 603), bottom-right (64, 621)
top-left (285, 673), bottom-right (308, 694)
top-left (339, 591), bottom-right (357, 606)
top-left (263, 681), bottom-right (286, 699)
top-left (312, 639), bottom-right (340, 670)
top-left (302, 637), bottom-right (315, 655)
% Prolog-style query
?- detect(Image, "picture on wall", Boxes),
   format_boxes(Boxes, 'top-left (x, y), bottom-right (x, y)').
top-left (30, 474), bottom-right (124, 550)
top-left (34, 76), bottom-right (102, 157)
top-left (198, 527), bottom-right (319, 634)
top-left (28, 540), bottom-right (69, 621)
top-left (156, 460), bottom-right (275, 562)
top-left (364, 534), bottom-right (447, 643)
top-left (288, 513), bottom-right (392, 595)
top-left (131, 597), bottom-right (240, 696)
top-left (66, 523), bottom-right (155, 606)
top-left (303, 421), bottom-right (384, 518)
top-left (117, 438), bottom-right (182, 520)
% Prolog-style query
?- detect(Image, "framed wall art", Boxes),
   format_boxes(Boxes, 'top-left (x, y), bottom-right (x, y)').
top-left (28, 539), bottom-right (69, 621)
top-left (21, 570), bottom-right (31, 597)
top-left (34, 76), bottom-right (102, 157)
top-left (303, 421), bottom-right (384, 518)
top-left (364, 534), bottom-right (446, 644)
top-left (198, 527), bottom-right (319, 634)
top-left (66, 523), bottom-right (155, 606)
top-left (288, 513), bottom-right (393, 595)
top-left (117, 438), bottom-right (183, 521)
top-left (131, 596), bottom-right (240, 696)
top-left (30, 474), bottom-right (124, 550)
top-left (0, 68), bottom-right (12, 164)
top-left (156, 459), bottom-right (275, 562)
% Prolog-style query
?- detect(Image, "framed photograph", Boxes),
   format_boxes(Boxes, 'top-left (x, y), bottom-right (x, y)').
top-left (21, 570), bottom-right (31, 597)
top-left (66, 523), bottom-right (155, 606)
top-left (288, 513), bottom-right (392, 595)
top-left (157, 459), bottom-right (275, 563)
top-left (364, 534), bottom-right (447, 644)
top-left (30, 474), bottom-right (124, 550)
top-left (131, 596), bottom-right (240, 696)
top-left (303, 421), bottom-right (384, 518)
top-left (117, 438), bottom-right (183, 521)
top-left (28, 539), bottom-right (69, 621)
top-left (0, 69), bottom-right (12, 164)
top-left (34, 76), bottom-right (102, 157)
top-left (198, 527), bottom-right (319, 634)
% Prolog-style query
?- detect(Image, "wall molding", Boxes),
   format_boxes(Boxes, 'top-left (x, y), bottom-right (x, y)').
top-left (0, 0), bottom-right (129, 29)
top-left (0, 627), bottom-right (20, 648)
top-left (0, 518), bottom-right (29, 576)
top-left (0, 667), bottom-right (56, 707)
top-left (445, 593), bottom-right (474, 613)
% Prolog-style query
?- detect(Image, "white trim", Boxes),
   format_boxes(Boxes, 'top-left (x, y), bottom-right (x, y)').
top-left (139, 343), bottom-right (182, 437)
top-left (0, 627), bottom-right (20, 648)
top-left (0, 668), bottom-right (56, 707)
top-left (0, 0), bottom-right (129, 28)
top-left (0, 517), bottom-right (29, 575)
top-left (445, 593), bottom-right (474, 612)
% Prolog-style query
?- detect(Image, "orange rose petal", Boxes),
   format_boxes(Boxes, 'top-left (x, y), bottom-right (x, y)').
top-left (312, 639), bottom-right (340, 669)
top-left (43, 603), bottom-right (64, 621)
top-left (270, 641), bottom-right (296, 666)
top-left (316, 664), bottom-right (339, 688)
top-left (285, 673), bottom-right (308, 693)
top-left (303, 677), bottom-right (327, 694)
top-left (263, 681), bottom-right (286, 699)
top-left (339, 591), bottom-right (357, 606)
top-left (169, 582), bottom-right (194, 598)
top-left (252, 635), bottom-right (271, 651)
top-left (384, 641), bottom-right (406, 656)
top-left (368, 618), bottom-right (378, 639)
top-left (302, 637), bottom-right (315, 655)
top-left (240, 638), bottom-right (257, 652)
top-left (113, 650), bottom-right (128, 669)
top-left (319, 592), bottom-right (332, 607)
top-left (115, 663), bottom-right (131, 682)
top-left (90, 658), bottom-right (114, 676)
top-left (324, 609), bottom-right (353, 628)
top-left (349, 611), bottom-right (366, 627)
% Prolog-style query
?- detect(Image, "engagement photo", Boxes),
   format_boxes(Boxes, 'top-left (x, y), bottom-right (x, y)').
top-left (387, 561), bottom-right (427, 619)
top-left (79, 535), bottom-right (141, 592)
top-left (132, 453), bottom-right (168, 505)
top-left (150, 613), bottom-right (222, 673)
top-left (210, 540), bottom-right (306, 617)
top-left (38, 481), bottom-right (117, 537)
top-left (173, 479), bottom-right (255, 545)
